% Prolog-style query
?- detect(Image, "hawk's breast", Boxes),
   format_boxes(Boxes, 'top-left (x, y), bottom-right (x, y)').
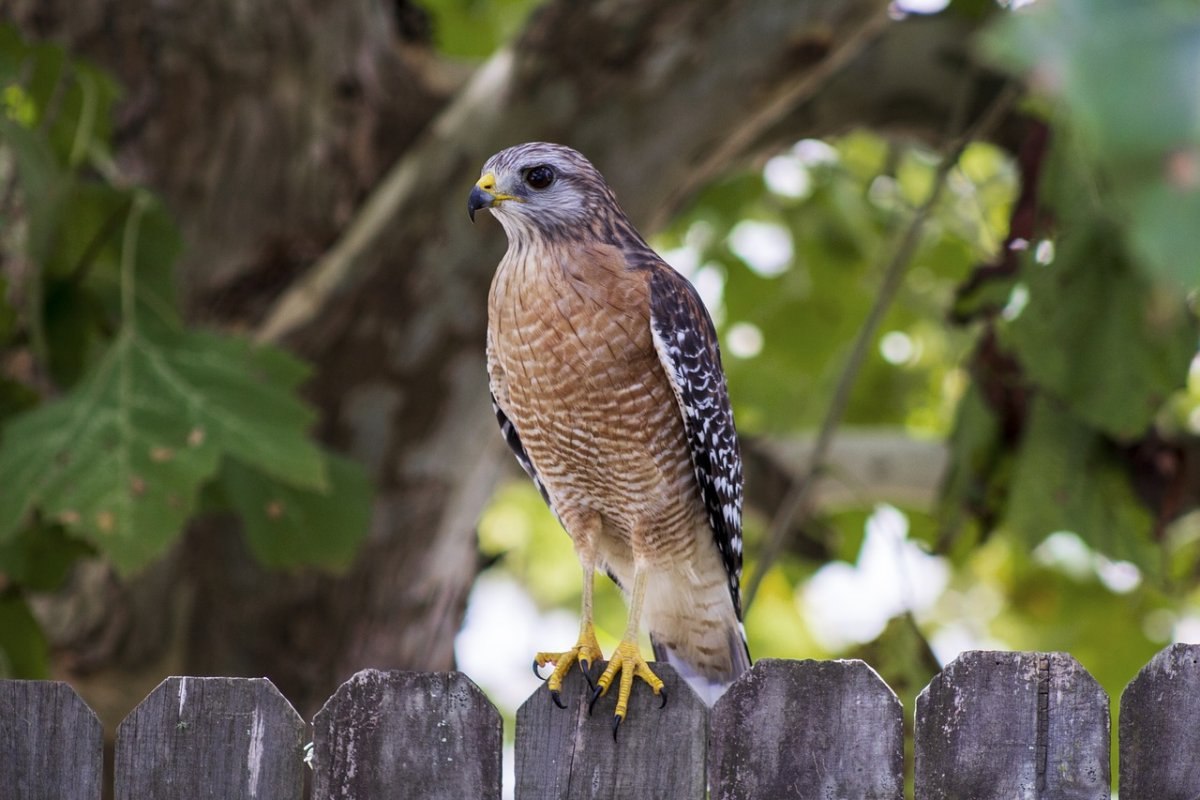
top-left (487, 243), bottom-right (703, 559)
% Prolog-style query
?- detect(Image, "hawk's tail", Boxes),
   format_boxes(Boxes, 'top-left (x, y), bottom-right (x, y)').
top-left (650, 621), bottom-right (750, 707)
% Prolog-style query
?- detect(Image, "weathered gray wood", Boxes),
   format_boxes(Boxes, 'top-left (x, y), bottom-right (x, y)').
top-left (1120, 642), bottom-right (1200, 799)
top-left (515, 662), bottom-right (705, 799)
top-left (311, 669), bottom-right (501, 800)
top-left (114, 676), bottom-right (305, 800)
top-left (915, 651), bottom-right (1109, 800)
top-left (708, 658), bottom-right (903, 799)
top-left (0, 680), bottom-right (103, 800)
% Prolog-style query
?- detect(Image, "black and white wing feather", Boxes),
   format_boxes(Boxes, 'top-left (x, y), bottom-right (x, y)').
top-left (487, 332), bottom-right (552, 508)
top-left (489, 391), bottom-right (551, 507)
top-left (648, 264), bottom-right (745, 618)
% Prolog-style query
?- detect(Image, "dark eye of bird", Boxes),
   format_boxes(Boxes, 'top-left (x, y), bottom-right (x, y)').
top-left (524, 165), bottom-right (555, 190)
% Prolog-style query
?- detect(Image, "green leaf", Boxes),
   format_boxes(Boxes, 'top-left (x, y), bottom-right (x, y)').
top-left (219, 454), bottom-right (372, 570)
top-left (1127, 182), bottom-right (1200, 290)
top-left (822, 508), bottom-right (871, 565)
top-left (1004, 396), bottom-right (1156, 570)
top-left (22, 42), bottom-right (66, 129)
top-left (0, 523), bottom-right (92, 591)
top-left (421, 0), bottom-right (541, 57)
top-left (0, 330), bottom-right (326, 573)
top-left (39, 182), bottom-right (130, 279)
top-left (0, 375), bottom-right (38, 421)
top-left (951, 269), bottom-right (1018, 321)
top-left (221, 332), bottom-right (313, 391)
top-left (0, 82), bottom-right (35, 126)
top-left (47, 60), bottom-right (120, 167)
top-left (0, 25), bottom-right (30, 84)
top-left (982, 0), bottom-right (1200, 161)
top-left (939, 382), bottom-right (1004, 537)
top-left (1002, 224), bottom-right (1195, 439)
top-left (719, 185), bottom-right (882, 432)
top-left (0, 114), bottom-right (67, 267)
top-left (4, 38), bottom-right (118, 168)
top-left (0, 275), bottom-right (16, 345)
top-left (0, 593), bottom-right (48, 678)
top-left (42, 281), bottom-right (109, 388)
top-left (982, 0), bottom-right (1200, 290)
top-left (657, 133), bottom-right (1005, 440)
top-left (81, 193), bottom-right (182, 333)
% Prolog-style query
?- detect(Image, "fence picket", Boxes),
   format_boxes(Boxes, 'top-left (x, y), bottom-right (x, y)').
top-left (311, 669), bottom-right (502, 800)
top-left (113, 676), bottom-right (305, 800)
top-left (1119, 642), bottom-right (1200, 799)
top-left (515, 662), bottom-right (706, 799)
top-left (915, 651), bottom-right (1109, 800)
top-left (0, 680), bottom-right (103, 800)
top-left (708, 658), bottom-right (903, 799)
top-left (19, 646), bottom-right (1200, 796)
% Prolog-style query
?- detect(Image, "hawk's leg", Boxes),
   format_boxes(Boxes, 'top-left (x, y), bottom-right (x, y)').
top-left (533, 553), bottom-right (603, 708)
top-left (589, 566), bottom-right (665, 736)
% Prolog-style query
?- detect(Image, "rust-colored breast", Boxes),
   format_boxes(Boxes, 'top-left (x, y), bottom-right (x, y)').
top-left (487, 242), bottom-right (702, 562)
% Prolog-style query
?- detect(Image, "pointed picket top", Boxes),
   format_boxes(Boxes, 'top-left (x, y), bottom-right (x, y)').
top-left (0, 680), bottom-right (103, 800)
top-left (311, 669), bottom-right (502, 800)
top-left (916, 650), bottom-right (1109, 800)
top-left (1120, 642), bottom-right (1200, 799)
top-left (114, 676), bottom-right (305, 800)
top-left (708, 658), bottom-right (903, 800)
top-left (515, 662), bottom-right (706, 800)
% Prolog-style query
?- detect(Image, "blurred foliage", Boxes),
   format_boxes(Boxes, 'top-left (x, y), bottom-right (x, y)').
top-left (466, 1), bottom-right (1200, 765)
top-left (0, 26), bottom-right (371, 677)
top-left (660, 132), bottom-right (1009, 437)
top-left (984, 0), bottom-right (1200, 290)
top-left (421, 0), bottom-right (542, 58)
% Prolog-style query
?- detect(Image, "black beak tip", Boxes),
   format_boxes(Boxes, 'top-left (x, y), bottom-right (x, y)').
top-left (468, 185), bottom-right (492, 223)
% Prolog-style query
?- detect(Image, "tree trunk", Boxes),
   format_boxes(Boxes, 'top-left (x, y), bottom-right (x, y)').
top-left (7, 0), bottom-right (1002, 724)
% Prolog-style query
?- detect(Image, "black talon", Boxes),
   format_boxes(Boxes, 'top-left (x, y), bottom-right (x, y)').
top-left (588, 684), bottom-right (603, 715)
top-left (579, 659), bottom-right (594, 690)
top-left (532, 660), bottom-right (547, 682)
top-left (550, 689), bottom-right (566, 709)
top-left (612, 715), bottom-right (622, 741)
top-left (658, 686), bottom-right (668, 709)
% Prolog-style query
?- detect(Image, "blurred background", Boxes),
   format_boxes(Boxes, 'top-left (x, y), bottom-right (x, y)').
top-left (0, 0), bottom-right (1198, 789)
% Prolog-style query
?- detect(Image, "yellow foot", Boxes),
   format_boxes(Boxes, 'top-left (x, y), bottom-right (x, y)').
top-left (589, 639), bottom-right (667, 738)
top-left (533, 625), bottom-right (603, 708)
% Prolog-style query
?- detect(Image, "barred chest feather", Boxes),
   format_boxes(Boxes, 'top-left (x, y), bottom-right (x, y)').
top-left (487, 241), bottom-right (702, 557)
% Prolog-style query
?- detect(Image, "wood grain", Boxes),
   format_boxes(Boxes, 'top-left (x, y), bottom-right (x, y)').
top-left (311, 669), bottom-right (502, 800)
top-left (114, 676), bottom-right (305, 800)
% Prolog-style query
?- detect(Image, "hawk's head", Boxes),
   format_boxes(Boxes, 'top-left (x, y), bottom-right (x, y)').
top-left (468, 142), bottom-right (623, 241)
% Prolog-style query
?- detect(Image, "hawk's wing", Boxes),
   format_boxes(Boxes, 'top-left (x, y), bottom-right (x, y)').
top-left (487, 331), bottom-right (552, 508)
top-left (647, 263), bottom-right (745, 618)
top-left (490, 391), bottom-right (552, 508)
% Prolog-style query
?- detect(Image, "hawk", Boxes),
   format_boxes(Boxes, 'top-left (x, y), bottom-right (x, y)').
top-left (469, 142), bottom-right (749, 730)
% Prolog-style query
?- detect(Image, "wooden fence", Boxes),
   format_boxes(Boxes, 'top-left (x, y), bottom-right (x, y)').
top-left (3, 644), bottom-right (1199, 799)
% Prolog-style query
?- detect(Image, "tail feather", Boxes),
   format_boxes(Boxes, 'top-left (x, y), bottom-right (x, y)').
top-left (651, 624), bottom-right (750, 706)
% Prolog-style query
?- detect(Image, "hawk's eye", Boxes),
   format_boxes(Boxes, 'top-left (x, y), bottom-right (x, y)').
top-left (524, 165), bottom-right (555, 190)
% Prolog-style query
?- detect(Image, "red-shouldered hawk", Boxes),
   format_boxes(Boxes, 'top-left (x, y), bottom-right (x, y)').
top-left (469, 142), bottom-right (749, 732)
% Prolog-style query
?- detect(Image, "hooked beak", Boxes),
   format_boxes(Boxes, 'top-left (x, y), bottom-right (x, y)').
top-left (468, 184), bottom-right (492, 223)
top-left (468, 172), bottom-right (522, 222)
